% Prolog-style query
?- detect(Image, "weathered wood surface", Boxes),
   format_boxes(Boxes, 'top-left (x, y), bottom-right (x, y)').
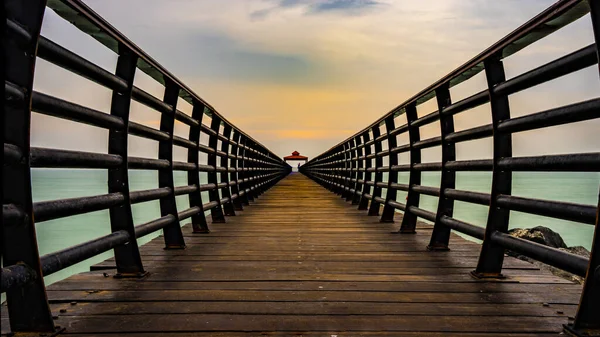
top-left (1, 173), bottom-right (582, 336)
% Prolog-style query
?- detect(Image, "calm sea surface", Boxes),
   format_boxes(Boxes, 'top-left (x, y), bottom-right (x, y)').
top-left (29, 169), bottom-right (600, 286)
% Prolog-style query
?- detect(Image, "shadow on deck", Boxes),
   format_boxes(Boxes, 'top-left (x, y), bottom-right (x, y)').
top-left (3, 173), bottom-right (581, 336)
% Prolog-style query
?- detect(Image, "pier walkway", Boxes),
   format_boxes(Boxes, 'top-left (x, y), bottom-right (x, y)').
top-left (20, 173), bottom-right (580, 336)
top-left (3, 0), bottom-right (599, 335)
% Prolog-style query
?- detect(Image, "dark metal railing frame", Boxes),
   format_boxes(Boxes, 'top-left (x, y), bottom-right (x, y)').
top-left (2, 0), bottom-right (290, 334)
top-left (301, 1), bottom-right (600, 335)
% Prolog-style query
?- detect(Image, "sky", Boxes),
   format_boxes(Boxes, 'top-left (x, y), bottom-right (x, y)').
top-left (32, 0), bottom-right (599, 163)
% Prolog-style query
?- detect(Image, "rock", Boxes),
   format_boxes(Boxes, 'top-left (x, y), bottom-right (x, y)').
top-left (508, 226), bottom-right (567, 249)
top-left (506, 227), bottom-right (590, 284)
top-left (561, 245), bottom-right (590, 257)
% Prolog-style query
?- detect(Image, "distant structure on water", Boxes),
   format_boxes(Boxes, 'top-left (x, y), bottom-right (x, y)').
top-left (283, 151), bottom-right (309, 165)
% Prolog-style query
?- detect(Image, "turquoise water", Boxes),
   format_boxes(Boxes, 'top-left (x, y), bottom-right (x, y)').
top-left (24, 169), bottom-right (600, 287)
top-left (390, 171), bottom-right (598, 248)
top-left (30, 169), bottom-right (211, 286)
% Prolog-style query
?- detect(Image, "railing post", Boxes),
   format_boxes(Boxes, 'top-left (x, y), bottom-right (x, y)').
top-left (345, 139), bottom-right (356, 201)
top-left (331, 147), bottom-right (340, 195)
top-left (567, 195), bottom-right (600, 335)
top-left (380, 116), bottom-right (398, 222)
top-left (254, 148), bottom-right (265, 196)
top-left (239, 137), bottom-right (252, 204)
top-left (246, 143), bottom-right (259, 200)
top-left (220, 125), bottom-right (236, 216)
top-left (564, 2), bottom-right (600, 335)
top-left (207, 115), bottom-right (226, 222)
top-left (398, 103), bottom-right (420, 233)
top-left (358, 132), bottom-right (372, 210)
top-left (368, 126), bottom-right (383, 216)
top-left (187, 101), bottom-right (210, 233)
top-left (341, 142), bottom-right (350, 199)
top-left (3, 0), bottom-right (56, 332)
top-left (108, 46), bottom-right (146, 275)
top-left (230, 130), bottom-right (244, 211)
top-left (351, 135), bottom-right (364, 205)
top-left (160, 80), bottom-right (186, 249)
top-left (473, 57), bottom-right (512, 278)
top-left (428, 84), bottom-right (455, 250)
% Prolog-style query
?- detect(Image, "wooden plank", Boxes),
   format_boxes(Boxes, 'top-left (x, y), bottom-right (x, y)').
top-left (47, 279), bottom-right (581, 293)
top-left (45, 289), bottom-right (580, 304)
top-left (45, 314), bottom-right (571, 333)
top-left (49, 301), bottom-right (577, 317)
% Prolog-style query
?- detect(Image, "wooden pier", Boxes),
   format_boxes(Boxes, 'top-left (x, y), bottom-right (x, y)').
top-left (3, 174), bottom-right (581, 336)
top-left (3, 1), bottom-right (599, 334)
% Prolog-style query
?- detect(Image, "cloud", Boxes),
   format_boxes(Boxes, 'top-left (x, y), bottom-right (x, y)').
top-left (250, 0), bottom-right (383, 20)
top-left (309, 0), bottom-right (381, 14)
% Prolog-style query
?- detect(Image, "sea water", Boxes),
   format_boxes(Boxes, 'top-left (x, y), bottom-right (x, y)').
top-left (27, 169), bottom-right (600, 286)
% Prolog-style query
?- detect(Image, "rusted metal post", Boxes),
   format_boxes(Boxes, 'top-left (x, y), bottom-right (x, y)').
top-left (160, 80), bottom-right (186, 249)
top-left (108, 46), bottom-right (146, 275)
top-left (188, 101), bottom-right (210, 233)
top-left (207, 115), bottom-right (226, 222)
top-left (352, 135), bottom-right (364, 205)
top-left (220, 124), bottom-right (236, 216)
top-left (564, 2), bottom-right (600, 335)
top-left (3, 0), bottom-right (56, 332)
top-left (473, 57), bottom-right (512, 278)
top-left (380, 116), bottom-right (398, 222)
top-left (427, 84), bottom-right (455, 250)
top-left (368, 126), bottom-right (384, 216)
top-left (398, 103), bottom-right (420, 233)
top-left (342, 141), bottom-right (353, 200)
top-left (237, 136), bottom-right (249, 205)
top-left (358, 132), bottom-right (372, 210)
top-left (230, 130), bottom-right (244, 211)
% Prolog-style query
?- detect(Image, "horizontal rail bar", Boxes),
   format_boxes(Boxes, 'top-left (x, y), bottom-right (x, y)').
top-left (490, 231), bottom-right (588, 276)
top-left (33, 193), bottom-right (124, 222)
top-left (411, 185), bottom-right (441, 197)
top-left (129, 122), bottom-right (169, 142)
top-left (134, 215), bottom-right (176, 239)
top-left (41, 230), bottom-right (130, 277)
top-left (439, 215), bottom-right (485, 240)
top-left (495, 44), bottom-right (597, 96)
top-left (444, 189), bottom-right (491, 205)
top-left (0, 264), bottom-right (38, 293)
top-left (496, 194), bottom-right (596, 224)
top-left (498, 153), bottom-right (600, 171)
top-left (442, 90), bottom-right (489, 116)
top-left (408, 206), bottom-right (437, 222)
top-left (174, 185), bottom-right (198, 196)
top-left (37, 36), bottom-right (127, 91)
top-left (30, 148), bottom-right (122, 169)
top-left (445, 124), bottom-right (493, 143)
top-left (129, 187), bottom-right (171, 204)
top-left (497, 98), bottom-right (600, 134)
top-left (32, 91), bottom-right (124, 130)
top-left (128, 157), bottom-right (170, 170)
top-left (178, 206), bottom-right (201, 221)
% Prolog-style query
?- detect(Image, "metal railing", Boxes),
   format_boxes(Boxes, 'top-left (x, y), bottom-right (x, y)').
top-left (3, 0), bottom-right (290, 333)
top-left (301, 0), bottom-right (600, 335)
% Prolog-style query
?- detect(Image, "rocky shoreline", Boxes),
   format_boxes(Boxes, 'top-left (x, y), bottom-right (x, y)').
top-left (507, 226), bottom-right (590, 284)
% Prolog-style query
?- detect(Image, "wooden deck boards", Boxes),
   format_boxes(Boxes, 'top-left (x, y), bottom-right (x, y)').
top-left (2, 173), bottom-right (582, 336)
